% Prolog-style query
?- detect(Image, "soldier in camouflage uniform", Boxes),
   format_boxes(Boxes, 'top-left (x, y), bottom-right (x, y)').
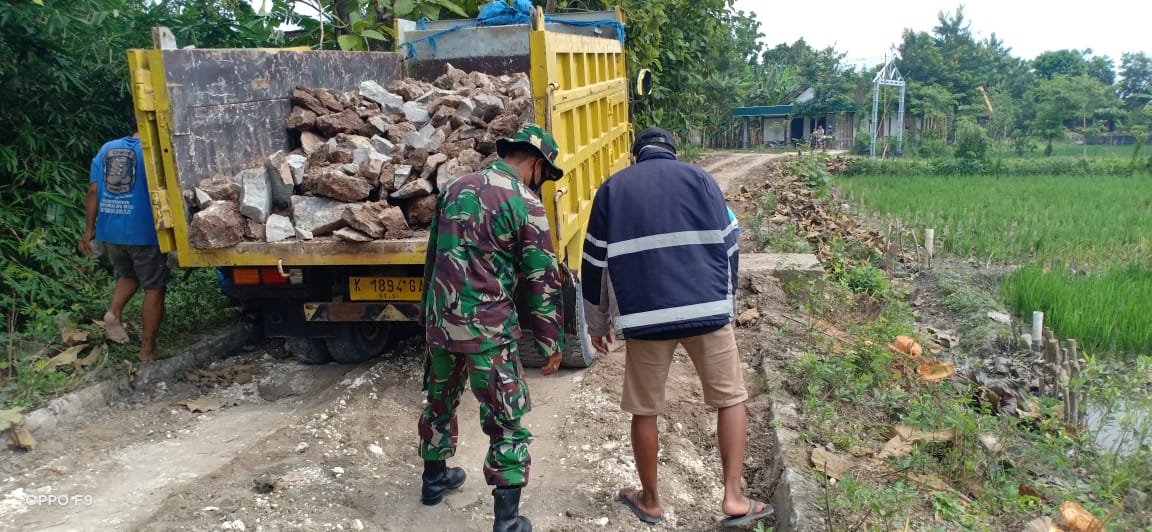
top-left (418, 124), bottom-right (565, 532)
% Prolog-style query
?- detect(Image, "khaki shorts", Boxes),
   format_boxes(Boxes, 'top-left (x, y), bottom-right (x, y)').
top-left (621, 324), bottom-right (748, 415)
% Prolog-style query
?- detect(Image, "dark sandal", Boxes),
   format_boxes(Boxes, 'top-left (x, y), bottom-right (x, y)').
top-left (720, 497), bottom-right (774, 527)
top-left (618, 487), bottom-right (663, 524)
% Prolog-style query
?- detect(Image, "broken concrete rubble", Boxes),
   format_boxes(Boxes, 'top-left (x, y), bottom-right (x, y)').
top-left (358, 81), bottom-right (405, 113)
top-left (406, 195), bottom-right (438, 226)
top-left (379, 204), bottom-right (413, 238)
top-left (286, 154), bottom-right (307, 185)
top-left (189, 66), bottom-right (533, 246)
top-left (390, 165), bottom-right (413, 192)
top-left (265, 214), bottom-right (296, 242)
top-left (402, 101), bottom-right (430, 125)
top-left (371, 135), bottom-right (395, 155)
top-left (291, 196), bottom-right (347, 236)
top-left (300, 131), bottom-right (326, 155)
top-left (343, 203), bottom-right (386, 239)
top-left (244, 220), bottom-right (266, 241)
top-left (314, 171), bottom-right (372, 203)
top-left (190, 201), bottom-right (245, 249)
top-left (390, 177), bottom-right (434, 200)
top-left (237, 168), bottom-right (271, 223)
top-left (265, 151), bottom-right (296, 207)
top-left (334, 227), bottom-right (374, 242)
top-left (421, 153), bottom-right (449, 181)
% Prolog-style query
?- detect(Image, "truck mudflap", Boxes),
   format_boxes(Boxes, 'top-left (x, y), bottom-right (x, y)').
top-left (302, 302), bottom-right (421, 322)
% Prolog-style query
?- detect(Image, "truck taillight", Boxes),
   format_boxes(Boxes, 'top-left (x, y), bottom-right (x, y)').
top-left (233, 268), bottom-right (260, 285)
top-left (232, 267), bottom-right (290, 285)
top-left (260, 267), bottom-right (289, 285)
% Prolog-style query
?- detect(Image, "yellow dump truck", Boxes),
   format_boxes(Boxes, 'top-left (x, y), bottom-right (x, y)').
top-left (127, 9), bottom-right (632, 366)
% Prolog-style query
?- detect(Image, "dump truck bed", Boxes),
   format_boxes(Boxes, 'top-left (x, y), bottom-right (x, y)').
top-left (130, 9), bottom-right (631, 274)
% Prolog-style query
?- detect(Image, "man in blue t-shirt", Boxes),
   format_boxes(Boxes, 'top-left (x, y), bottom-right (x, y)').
top-left (78, 131), bottom-right (169, 360)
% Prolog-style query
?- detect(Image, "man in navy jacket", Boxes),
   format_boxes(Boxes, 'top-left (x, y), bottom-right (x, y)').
top-left (581, 128), bottom-right (772, 527)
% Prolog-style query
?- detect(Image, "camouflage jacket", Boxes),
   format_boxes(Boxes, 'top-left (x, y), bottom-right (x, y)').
top-left (421, 160), bottom-right (564, 358)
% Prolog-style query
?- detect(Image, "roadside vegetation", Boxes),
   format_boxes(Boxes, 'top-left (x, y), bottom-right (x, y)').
top-left (733, 151), bottom-right (1152, 530)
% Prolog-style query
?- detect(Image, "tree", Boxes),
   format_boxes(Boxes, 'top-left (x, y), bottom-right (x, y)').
top-left (556, 0), bottom-right (765, 138)
top-left (1032, 49), bottom-right (1088, 79)
top-left (896, 6), bottom-right (1031, 134)
top-left (760, 39), bottom-right (859, 120)
top-left (268, 0), bottom-right (470, 50)
top-left (1118, 52), bottom-right (1152, 111)
top-left (747, 63), bottom-right (799, 107)
top-left (907, 82), bottom-right (957, 137)
top-left (1087, 55), bottom-right (1116, 85)
top-left (1028, 76), bottom-right (1077, 155)
top-left (1028, 75), bottom-right (1114, 157)
top-left (0, 0), bottom-right (292, 327)
top-left (1066, 75), bottom-right (1115, 158)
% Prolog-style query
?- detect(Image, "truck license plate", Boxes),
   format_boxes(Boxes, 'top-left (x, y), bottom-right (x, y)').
top-left (349, 276), bottom-right (423, 301)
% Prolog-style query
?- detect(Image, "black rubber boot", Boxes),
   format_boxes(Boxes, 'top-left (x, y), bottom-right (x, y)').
top-left (492, 487), bottom-right (532, 532)
top-left (420, 460), bottom-right (466, 505)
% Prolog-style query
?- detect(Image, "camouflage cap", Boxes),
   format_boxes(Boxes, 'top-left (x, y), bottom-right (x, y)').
top-left (495, 123), bottom-right (564, 180)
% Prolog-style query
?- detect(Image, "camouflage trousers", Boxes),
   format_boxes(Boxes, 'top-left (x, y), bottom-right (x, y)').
top-left (418, 342), bottom-right (533, 487)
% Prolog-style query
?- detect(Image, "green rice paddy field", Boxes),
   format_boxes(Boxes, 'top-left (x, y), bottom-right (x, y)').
top-left (837, 173), bottom-right (1152, 355)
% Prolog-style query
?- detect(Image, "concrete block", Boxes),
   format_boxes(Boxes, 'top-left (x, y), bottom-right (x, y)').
top-left (236, 168), bottom-right (271, 223)
top-left (265, 150), bottom-right (296, 208)
top-left (358, 81), bottom-right (405, 113)
top-left (291, 195), bottom-right (347, 236)
top-left (265, 213), bottom-right (296, 242)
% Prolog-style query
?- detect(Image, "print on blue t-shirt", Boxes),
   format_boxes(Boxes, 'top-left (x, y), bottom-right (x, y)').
top-left (91, 136), bottom-right (158, 246)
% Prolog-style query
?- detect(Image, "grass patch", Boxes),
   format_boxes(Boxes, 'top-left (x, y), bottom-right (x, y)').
top-left (837, 174), bottom-right (1152, 266)
top-left (1003, 264), bottom-right (1151, 354)
top-left (837, 172), bottom-right (1152, 354)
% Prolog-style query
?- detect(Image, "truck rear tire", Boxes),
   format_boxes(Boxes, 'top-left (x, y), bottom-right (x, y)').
top-left (286, 337), bottom-right (332, 365)
top-left (519, 281), bottom-right (597, 369)
top-left (325, 323), bottom-right (395, 364)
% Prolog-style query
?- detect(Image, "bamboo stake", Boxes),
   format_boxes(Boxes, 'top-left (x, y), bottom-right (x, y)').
top-left (1068, 340), bottom-right (1082, 427)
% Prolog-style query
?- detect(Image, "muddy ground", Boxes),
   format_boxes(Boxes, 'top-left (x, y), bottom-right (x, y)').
top-left (0, 153), bottom-right (798, 532)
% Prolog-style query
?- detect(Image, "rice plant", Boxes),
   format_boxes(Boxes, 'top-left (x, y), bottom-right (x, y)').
top-left (837, 173), bottom-right (1152, 355)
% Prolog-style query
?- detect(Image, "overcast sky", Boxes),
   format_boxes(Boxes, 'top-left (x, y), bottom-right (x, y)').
top-left (732, 0), bottom-right (1150, 70)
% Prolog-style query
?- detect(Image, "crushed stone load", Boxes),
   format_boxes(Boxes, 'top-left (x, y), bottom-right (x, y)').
top-left (187, 64), bottom-right (533, 249)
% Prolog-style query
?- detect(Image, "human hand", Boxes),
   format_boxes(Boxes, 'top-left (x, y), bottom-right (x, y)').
top-left (78, 230), bottom-right (95, 257)
top-left (589, 330), bottom-right (614, 355)
top-left (540, 352), bottom-right (562, 376)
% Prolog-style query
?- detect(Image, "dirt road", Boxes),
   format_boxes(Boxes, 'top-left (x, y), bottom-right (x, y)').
top-left (1, 152), bottom-right (789, 532)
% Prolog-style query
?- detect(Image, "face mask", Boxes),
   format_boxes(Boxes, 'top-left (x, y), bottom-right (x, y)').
top-left (529, 161), bottom-right (544, 194)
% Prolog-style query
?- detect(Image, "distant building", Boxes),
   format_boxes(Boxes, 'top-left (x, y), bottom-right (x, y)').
top-left (732, 88), bottom-right (857, 149)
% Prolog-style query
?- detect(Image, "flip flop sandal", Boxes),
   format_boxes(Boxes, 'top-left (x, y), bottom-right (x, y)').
top-left (618, 487), bottom-right (663, 525)
top-left (720, 497), bottom-right (774, 527)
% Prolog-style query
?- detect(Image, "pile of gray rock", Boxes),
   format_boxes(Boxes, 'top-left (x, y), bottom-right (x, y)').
top-left (188, 64), bottom-right (532, 249)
